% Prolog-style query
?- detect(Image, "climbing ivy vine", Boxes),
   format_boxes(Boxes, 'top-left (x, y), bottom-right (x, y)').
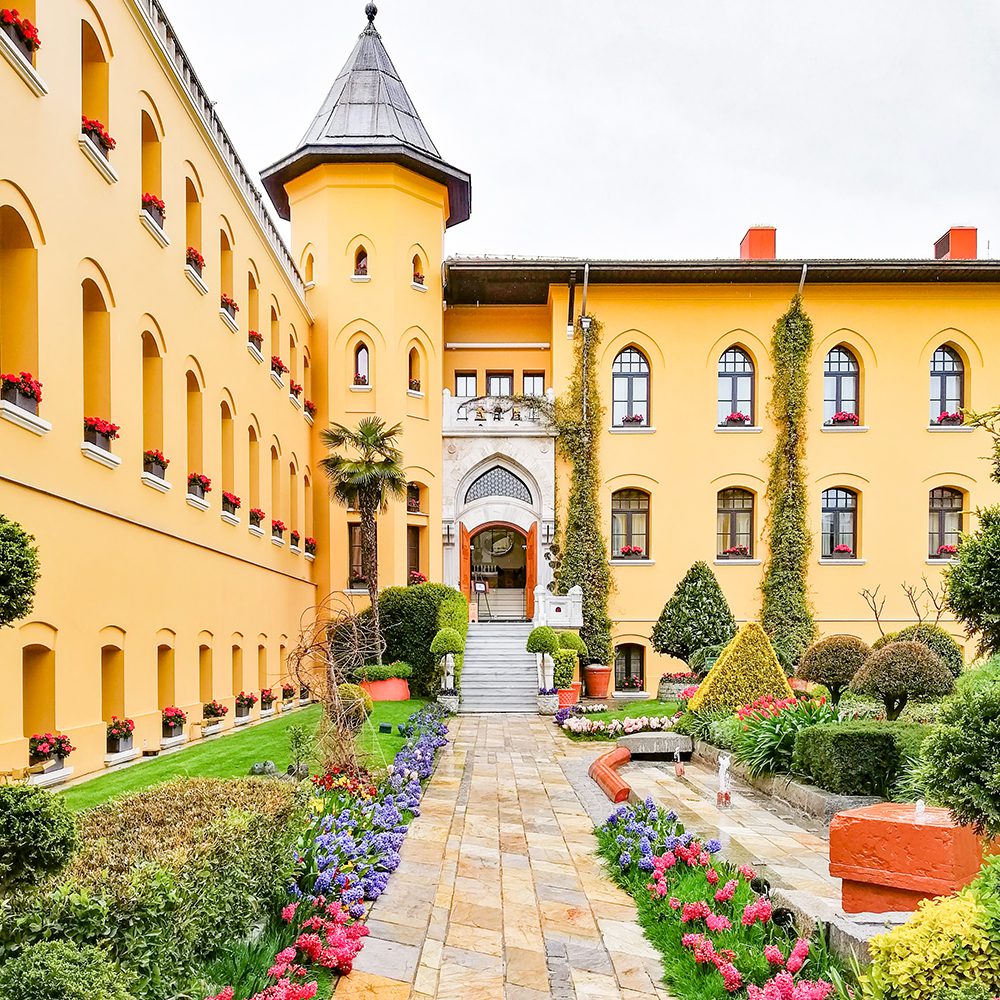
top-left (760, 295), bottom-right (817, 667)
top-left (554, 316), bottom-right (613, 665)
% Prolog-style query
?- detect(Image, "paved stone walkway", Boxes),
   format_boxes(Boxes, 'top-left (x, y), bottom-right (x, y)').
top-left (337, 715), bottom-right (672, 1000)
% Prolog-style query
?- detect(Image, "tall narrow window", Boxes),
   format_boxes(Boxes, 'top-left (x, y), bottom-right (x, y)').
top-left (412, 254), bottom-right (425, 286)
top-left (486, 371), bottom-right (513, 396)
top-left (82, 279), bottom-right (111, 422)
top-left (220, 230), bottom-right (234, 301)
top-left (354, 343), bottom-right (370, 385)
top-left (22, 643), bottom-right (56, 738)
top-left (81, 21), bottom-right (109, 126)
top-left (257, 644), bottom-right (268, 690)
top-left (408, 348), bottom-right (421, 392)
top-left (198, 644), bottom-right (213, 703)
top-left (248, 426), bottom-right (260, 508)
top-left (140, 111), bottom-right (162, 209)
top-left (303, 350), bottom-right (312, 401)
top-left (231, 644), bottom-right (243, 697)
top-left (289, 462), bottom-right (299, 536)
top-left (717, 347), bottom-right (754, 425)
top-left (614, 644), bottom-right (645, 692)
top-left (612, 347), bottom-right (649, 426)
top-left (185, 179), bottom-right (201, 255)
top-left (303, 472), bottom-right (313, 538)
top-left (304, 253), bottom-right (315, 284)
top-left (289, 331), bottom-right (298, 386)
top-left (0, 206), bottom-right (40, 380)
top-left (930, 346), bottom-right (964, 423)
top-left (349, 523), bottom-right (365, 586)
top-left (247, 272), bottom-right (259, 336)
top-left (717, 488), bottom-right (754, 557)
top-left (407, 525), bottom-right (421, 577)
top-left (824, 346), bottom-right (860, 424)
top-left (270, 308), bottom-right (280, 361)
top-left (220, 402), bottom-right (234, 493)
top-left (929, 488), bottom-right (964, 557)
top-left (455, 371), bottom-right (477, 397)
top-left (141, 331), bottom-right (163, 452)
top-left (101, 645), bottom-right (125, 722)
top-left (270, 446), bottom-right (281, 522)
top-left (611, 489), bottom-right (649, 557)
top-left (354, 246), bottom-right (368, 276)
top-left (185, 371), bottom-right (203, 474)
top-left (821, 488), bottom-right (858, 558)
top-left (156, 645), bottom-right (174, 708)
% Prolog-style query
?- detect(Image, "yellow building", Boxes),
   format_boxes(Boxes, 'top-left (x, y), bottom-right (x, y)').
top-left (1, 1), bottom-right (998, 780)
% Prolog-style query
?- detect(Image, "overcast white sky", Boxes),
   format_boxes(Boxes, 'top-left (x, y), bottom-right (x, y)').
top-left (161, 1), bottom-right (1000, 260)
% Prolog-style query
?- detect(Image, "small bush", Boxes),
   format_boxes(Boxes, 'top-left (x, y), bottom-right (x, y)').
top-left (733, 697), bottom-right (838, 777)
top-left (851, 641), bottom-right (955, 720)
top-left (672, 708), bottom-right (731, 742)
top-left (354, 661), bottom-right (411, 682)
top-left (687, 623), bottom-right (793, 713)
top-left (651, 561), bottom-right (737, 663)
top-left (922, 681), bottom-right (1000, 837)
top-left (689, 643), bottom-right (725, 678)
top-left (871, 630), bottom-right (899, 651)
top-left (0, 785), bottom-right (77, 891)
top-left (894, 623), bottom-right (965, 677)
top-left (956, 655), bottom-right (1000, 696)
top-left (797, 634), bottom-right (870, 705)
top-left (792, 721), bottom-right (928, 796)
top-left (944, 503), bottom-right (1000, 657)
top-left (0, 513), bottom-right (41, 629)
top-left (338, 682), bottom-right (374, 730)
top-left (557, 631), bottom-right (587, 654)
top-left (552, 648), bottom-right (578, 689)
top-left (430, 627), bottom-right (464, 657)
top-left (527, 626), bottom-right (560, 655)
top-left (0, 941), bottom-right (135, 1000)
top-left (706, 715), bottom-right (741, 750)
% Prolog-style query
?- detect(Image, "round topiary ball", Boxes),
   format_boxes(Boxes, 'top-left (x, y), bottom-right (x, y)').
top-left (797, 634), bottom-right (871, 705)
top-left (526, 626), bottom-right (560, 656)
top-left (430, 627), bottom-right (464, 657)
top-left (0, 785), bottom-right (77, 891)
top-left (893, 623), bottom-right (964, 677)
top-left (850, 640), bottom-right (954, 721)
top-left (338, 682), bottom-right (374, 731)
top-left (557, 632), bottom-right (587, 654)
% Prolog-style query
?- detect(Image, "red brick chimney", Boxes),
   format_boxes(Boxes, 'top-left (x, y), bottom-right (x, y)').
top-left (934, 227), bottom-right (977, 260)
top-left (740, 227), bottom-right (776, 260)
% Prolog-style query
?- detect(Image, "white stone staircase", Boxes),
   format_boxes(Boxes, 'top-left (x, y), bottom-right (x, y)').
top-left (474, 588), bottom-right (527, 621)
top-left (459, 622), bottom-right (538, 713)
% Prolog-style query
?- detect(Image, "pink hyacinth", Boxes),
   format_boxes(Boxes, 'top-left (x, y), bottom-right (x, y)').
top-left (705, 867), bottom-right (719, 885)
top-left (281, 902), bottom-right (299, 923)
top-left (680, 900), bottom-right (712, 923)
top-left (741, 898), bottom-right (772, 926)
top-left (764, 944), bottom-right (785, 966)
top-left (718, 962), bottom-right (743, 992)
top-left (738, 864), bottom-right (758, 880)
top-left (714, 879), bottom-right (738, 903)
top-left (706, 913), bottom-right (732, 932)
top-left (669, 896), bottom-right (681, 910)
top-left (785, 938), bottom-right (810, 974)
top-left (747, 973), bottom-right (834, 1000)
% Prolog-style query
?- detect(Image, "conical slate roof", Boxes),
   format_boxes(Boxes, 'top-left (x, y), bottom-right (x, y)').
top-left (262, 6), bottom-right (470, 227)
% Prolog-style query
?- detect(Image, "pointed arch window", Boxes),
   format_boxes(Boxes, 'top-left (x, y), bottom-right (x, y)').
top-left (465, 466), bottom-right (532, 505)
top-left (930, 345), bottom-right (964, 423)
top-left (821, 488), bottom-right (858, 558)
top-left (408, 347), bottom-right (421, 392)
top-left (824, 346), bottom-right (859, 424)
top-left (929, 487), bottom-right (964, 557)
top-left (611, 489), bottom-right (649, 556)
top-left (717, 489), bottom-right (754, 557)
top-left (354, 246), bottom-right (368, 277)
top-left (354, 343), bottom-right (370, 386)
top-left (717, 348), bottom-right (754, 425)
top-left (612, 347), bottom-right (649, 426)
top-left (412, 254), bottom-right (425, 286)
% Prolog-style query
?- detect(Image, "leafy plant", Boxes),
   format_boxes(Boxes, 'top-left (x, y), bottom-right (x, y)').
top-left (651, 561), bottom-right (737, 663)
top-left (552, 648), bottom-right (578, 689)
top-left (0, 940), bottom-right (135, 1000)
top-left (286, 724), bottom-right (314, 778)
top-left (796, 635), bottom-right (871, 705)
top-left (851, 641), bottom-right (954, 720)
top-left (689, 642), bottom-right (726, 678)
top-left (945, 504), bottom-right (1000, 658)
top-left (733, 698), bottom-right (838, 777)
top-left (526, 626), bottom-right (560, 656)
top-left (354, 662), bottom-right (412, 682)
top-left (956, 655), bottom-right (1000, 696)
top-left (760, 296), bottom-right (817, 667)
top-left (0, 785), bottom-right (77, 891)
top-left (557, 631), bottom-right (588, 654)
top-left (893, 623), bottom-right (964, 678)
top-left (0, 513), bottom-right (40, 629)
top-left (706, 715), bottom-right (742, 751)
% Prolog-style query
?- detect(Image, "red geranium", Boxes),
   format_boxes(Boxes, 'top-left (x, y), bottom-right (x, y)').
top-left (830, 410), bottom-right (859, 425)
top-left (937, 410), bottom-right (964, 425)
top-left (281, 683), bottom-right (296, 698)
top-left (84, 416), bottom-right (120, 439)
top-left (203, 699), bottom-right (228, 719)
top-left (28, 732), bottom-right (75, 759)
top-left (249, 507), bottom-right (265, 524)
top-left (162, 706), bottom-right (187, 729)
top-left (143, 448), bottom-right (169, 467)
top-left (222, 491), bottom-right (241, 509)
top-left (235, 691), bottom-right (259, 710)
top-left (188, 472), bottom-right (212, 492)
top-left (1, 9), bottom-right (41, 50)
top-left (1, 370), bottom-right (42, 402)
top-left (290, 381), bottom-right (303, 397)
top-left (221, 292), bottom-right (239, 313)
top-left (272, 519), bottom-right (287, 533)
top-left (142, 192), bottom-right (166, 216)
top-left (81, 116), bottom-right (116, 151)
top-left (248, 330), bottom-right (263, 345)
top-left (186, 246), bottom-right (205, 271)
top-left (304, 399), bottom-right (317, 416)
top-left (305, 536), bottom-right (317, 554)
top-left (290, 530), bottom-right (301, 545)
top-left (106, 717), bottom-right (134, 740)
top-left (271, 356), bottom-right (289, 375)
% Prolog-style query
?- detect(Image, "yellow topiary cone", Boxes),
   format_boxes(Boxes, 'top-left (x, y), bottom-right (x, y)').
top-left (687, 622), bottom-right (793, 713)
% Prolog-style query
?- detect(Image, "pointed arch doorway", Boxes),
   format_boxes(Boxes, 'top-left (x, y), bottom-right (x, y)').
top-left (460, 521), bottom-right (537, 621)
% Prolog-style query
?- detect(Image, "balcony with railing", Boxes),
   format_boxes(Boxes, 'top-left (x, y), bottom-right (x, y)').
top-left (442, 389), bottom-right (557, 435)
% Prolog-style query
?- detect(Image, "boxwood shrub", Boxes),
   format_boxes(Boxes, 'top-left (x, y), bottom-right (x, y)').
top-left (0, 785), bottom-right (77, 891)
top-left (893, 623), bottom-right (964, 677)
top-left (0, 940), bottom-right (135, 1000)
top-left (552, 648), bottom-right (578, 689)
top-left (353, 661), bottom-right (411, 682)
top-left (557, 631), bottom-right (587, 654)
top-left (792, 721), bottom-right (928, 796)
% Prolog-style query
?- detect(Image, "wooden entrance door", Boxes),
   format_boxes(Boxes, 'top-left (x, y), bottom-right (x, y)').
top-left (460, 521), bottom-right (538, 618)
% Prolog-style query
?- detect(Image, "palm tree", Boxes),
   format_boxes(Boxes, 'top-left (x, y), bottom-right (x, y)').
top-left (319, 417), bottom-right (406, 662)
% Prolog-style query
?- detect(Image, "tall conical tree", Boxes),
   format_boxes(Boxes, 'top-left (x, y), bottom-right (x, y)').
top-left (651, 561), bottom-right (737, 663)
top-left (761, 295), bottom-right (817, 666)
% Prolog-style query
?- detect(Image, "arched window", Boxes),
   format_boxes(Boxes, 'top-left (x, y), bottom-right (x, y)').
top-left (270, 445), bottom-right (281, 522)
top-left (257, 643), bottom-right (268, 690)
top-left (465, 466), bottom-right (532, 505)
top-left (408, 347), bottom-right (421, 392)
top-left (82, 278), bottom-right (111, 423)
top-left (289, 461), bottom-right (299, 537)
top-left (270, 307), bottom-right (280, 360)
top-left (220, 229), bottom-right (234, 302)
top-left (141, 331), bottom-right (163, 453)
top-left (140, 111), bottom-right (162, 216)
top-left (101, 643), bottom-right (125, 722)
top-left (304, 253), bottom-right (315, 285)
top-left (22, 641), bottom-right (56, 738)
top-left (611, 489), bottom-right (649, 557)
top-left (81, 21), bottom-right (109, 130)
top-left (354, 246), bottom-right (368, 277)
top-left (303, 471), bottom-right (313, 538)
top-left (248, 424), bottom-right (260, 508)
top-left (930, 345), bottom-right (964, 423)
top-left (614, 643), bottom-right (644, 692)
top-left (354, 343), bottom-right (370, 386)
top-left (185, 179), bottom-right (201, 260)
top-left (929, 488), bottom-right (964, 557)
top-left (247, 271), bottom-right (259, 335)
top-left (821, 488), bottom-right (858, 558)
top-left (412, 254), bottom-right (425, 286)
top-left (823, 346), bottom-right (859, 424)
top-left (612, 347), bottom-right (649, 427)
top-left (288, 330), bottom-right (298, 385)
top-left (231, 644), bottom-right (243, 697)
top-left (198, 643), bottom-right (213, 703)
top-left (185, 370), bottom-right (203, 474)
top-left (220, 401), bottom-right (234, 493)
top-left (0, 205), bottom-right (39, 384)
top-left (303, 350), bottom-right (312, 401)
top-left (717, 488), bottom-right (754, 557)
top-left (717, 347), bottom-right (754, 425)
top-left (156, 644), bottom-right (174, 708)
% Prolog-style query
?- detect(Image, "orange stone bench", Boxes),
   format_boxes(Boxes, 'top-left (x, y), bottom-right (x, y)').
top-left (829, 803), bottom-right (994, 913)
top-left (589, 746), bottom-right (632, 804)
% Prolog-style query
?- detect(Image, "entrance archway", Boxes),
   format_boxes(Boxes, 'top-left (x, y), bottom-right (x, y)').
top-left (460, 520), bottom-right (537, 620)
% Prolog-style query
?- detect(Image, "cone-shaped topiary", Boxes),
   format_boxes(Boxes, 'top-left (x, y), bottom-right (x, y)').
top-left (526, 625), bottom-right (560, 656)
top-left (850, 641), bottom-right (954, 721)
top-left (651, 561), bottom-right (737, 663)
top-left (894, 623), bottom-right (964, 678)
top-left (797, 634), bottom-right (871, 705)
top-left (430, 627), bottom-right (465, 657)
top-left (687, 623), bottom-right (793, 713)
top-left (557, 631), bottom-right (588, 654)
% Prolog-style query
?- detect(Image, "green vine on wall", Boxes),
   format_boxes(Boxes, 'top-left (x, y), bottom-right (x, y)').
top-left (554, 315), bottom-right (613, 665)
top-left (760, 295), bottom-right (817, 667)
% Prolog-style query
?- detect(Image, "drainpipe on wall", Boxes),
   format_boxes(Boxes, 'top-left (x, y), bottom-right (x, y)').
top-left (581, 262), bottom-right (591, 429)
top-left (567, 271), bottom-right (576, 338)
top-left (798, 262), bottom-right (809, 297)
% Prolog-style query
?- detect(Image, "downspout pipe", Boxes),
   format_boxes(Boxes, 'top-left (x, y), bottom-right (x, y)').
top-left (798, 262), bottom-right (809, 297)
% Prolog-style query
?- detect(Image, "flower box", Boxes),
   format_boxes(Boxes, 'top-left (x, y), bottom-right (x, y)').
top-left (271, 356), bottom-right (289, 378)
top-left (537, 691), bottom-right (559, 716)
top-left (618, 546), bottom-right (645, 559)
top-left (186, 246), bottom-right (205, 277)
top-left (187, 473), bottom-right (211, 500)
top-left (81, 116), bottom-right (115, 158)
top-left (106, 734), bottom-right (133, 754)
top-left (272, 520), bottom-right (286, 540)
top-left (30, 753), bottom-right (66, 770)
top-left (936, 411), bottom-right (963, 426)
top-left (249, 508), bottom-right (265, 528)
top-left (722, 412), bottom-right (751, 427)
top-left (353, 373), bottom-right (368, 386)
top-left (236, 705), bottom-right (250, 720)
top-left (304, 537), bottom-right (317, 557)
top-left (829, 545), bottom-right (854, 558)
top-left (83, 417), bottom-right (119, 452)
top-left (934, 544), bottom-right (958, 558)
top-left (106, 717), bottom-right (134, 754)
top-left (28, 732), bottom-right (74, 767)
top-left (1, 373), bottom-right (41, 415)
top-left (222, 492), bottom-right (241, 515)
top-left (161, 706), bottom-right (187, 738)
top-left (142, 193), bottom-right (165, 229)
top-left (828, 411), bottom-right (860, 426)
top-left (1, 13), bottom-right (39, 63)
top-left (408, 378), bottom-right (422, 392)
top-left (142, 449), bottom-right (169, 480)
top-left (248, 331), bottom-right (263, 350)
top-left (299, 686), bottom-right (310, 703)
top-left (304, 399), bottom-right (317, 418)
top-left (620, 414), bottom-right (644, 426)
top-left (719, 545), bottom-right (751, 560)
top-left (221, 293), bottom-right (239, 320)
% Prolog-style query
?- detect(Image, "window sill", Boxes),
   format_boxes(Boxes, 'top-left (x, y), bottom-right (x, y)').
top-left (821, 425), bottom-right (868, 433)
top-left (305, 552), bottom-right (316, 563)
top-left (289, 394), bottom-right (302, 409)
top-left (818, 558), bottom-right (866, 566)
top-left (610, 558), bottom-right (655, 566)
top-left (351, 275), bottom-right (371, 283)
top-left (185, 493), bottom-right (210, 511)
top-left (608, 426), bottom-right (655, 434)
top-left (270, 371), bottom-right (284, 388)
top-left (221, 511), bottom-right (240, 527)
top-left (407, 510), bottom-right (429, 518)
top-left (304, 412), bottom-right (314, 426)
top-left (713, 558), bottom-right (762, 566)
top-left (303, 281), bottom-right (315, 292)
top-left (104, 747), bottom-right (141, 767)
top-left (407, 389), bottom-right (425, 398)
top-left (140, 210), bottom-right (170, 247)
top-left (247, 342), bottom-right (264, 364)
top-left (28, 764), bottom-right (74, 788)
top-left (612, 691), bottom-right (650, 701)
top-left (290, 544), bottom-right (302, 555)
top-left (715, 425), bottom-right (762, 433)
top-left (411, 282), bottom-right (428, 292)
top-left (141, 471), bottom-right (171, 493)
top-left (345, 588), bottom-right (369, 595)
top-left (79, 135), bottom-right (119, 184)
top-left (160, 733), bottom-right (186, 750)
top-left (219, 309), bottom-right (239, 334)
top-left (926, 557), bottom-right (959, 566)
top-left (0, 28), bottom-right (47, 96)
top-left (350, 384), bottom-right (372, 392)
top-left (249, 524), bottom-right (264, 538)
top-left (185, 264), bottom-right (208, 295)
top-left (927, 425), bottom-right (974, 433)
top-left (271, 536), bottom-right (285, 547)
top-left (81, 441), bottom-right (121, 469)
top-left (0, 399), bottom-right (51, 436)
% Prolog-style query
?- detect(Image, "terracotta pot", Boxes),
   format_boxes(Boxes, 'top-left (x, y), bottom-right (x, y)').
top-left (584, 664), bottom-right (612, 699)
top-left (557, 688), bottom-right (576, 708)
top-left (360, 677), bottom-right (411, 702)
top-left (571, 681), bottom-right (583, 704)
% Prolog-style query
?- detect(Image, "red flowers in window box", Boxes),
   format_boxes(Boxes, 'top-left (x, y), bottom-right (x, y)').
top-left (936, 544), bottom-right (958, 557)
top-left (162, 706), bottom-right (187, 733)
top-left (28, 732), bottom-right (75, 764)
top-left (723, 412), bottom-right (750, 426)
top-left (141, 193), bottom-right (166, 229)
top-left (281, 682), bottom-right (296, 700)
top-left (271, 356), bottom-right (289, 376)
top-left (221, 293), bottom-right (239, 316)
top-left (143, 449), bottom-right (169, 468)
top-left (248, 330), bottom-right (263, 349)
top-left (353, 373), bottom-right (368, 386)
top-left (409, 570), bottom-right (428, 585)
top-left (271, 519), bottom-right (286, 537)
top-left (936, 411), bottom-right (964, 425)
top-left (203, 700), bottom-right (228, 720)
top-left (408, 378), bottom-right (422, 392)
top-left (290, 530), bottom-right (301, 548)
top-left (81, 116), bottom-right (116, 154)
top-left (84, 417), bottom-right (120, 449)
top-left (186, 246), bottom-right (205, 275)
top-left (222, 491), bottom-right (241, 513)
top-left (831, 544), bottom-right (854, 556)
top-left (304, 398), bottom-right (316, 417)
top-left (260, 688), bottom-right (275, 706)
top-left (1, 371), bottom-right (42, 413)
top-left (621, 413), bottom-right (644, 425)
top-left (106, 717), bottom-right (134, 752)
top-left (413, 272), bottom-right (425, 286)
top-left (1, 9), bottom-right (41, 56)
top-left (619, 545), bottom-right (644, 557)
top-left (249, 507), bottom-right (265, 527)
top-left (829, 411), bottom-right (859, 426)
top-left (305, 536), bottom-right (317, 555)
top-left (289, 380), bottom-right (303, 398)
top-left (235, 691), bottom-right (258, 714)
top-left (618, 675), bottom-right (644, 690)
top-left (187, 472), bottom-right (212, 499)
top-left (722, 545), bottom-right (750, 558)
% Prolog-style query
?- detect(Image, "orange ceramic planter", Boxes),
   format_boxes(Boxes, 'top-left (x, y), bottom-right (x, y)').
top-left (557, 687), bottom-right (576, 708)
top-left (360, 677), bottom-right (411, 702)
top-left (829, 803), bottom-right (995, 913)
top-left (584, 665), bottom-right (612, 698)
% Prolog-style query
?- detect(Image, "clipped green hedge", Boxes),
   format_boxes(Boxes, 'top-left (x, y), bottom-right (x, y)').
top-left (792, 721), bottom-right (928, 796)
top-left (354, 662), bottom-right (411, 682)
top-left (894, 624), bottom-right (965, 677)
top-left (0, 785), bottom-right (77, 892)
top-left (553, 648), bottom-right (578, 689)
top-left (0, 941), bottom-right (135, 1000)
top-left (379, 583), bottom-right (468, 696)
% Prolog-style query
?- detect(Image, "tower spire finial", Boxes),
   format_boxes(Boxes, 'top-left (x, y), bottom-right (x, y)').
top-left (365, 2), bottom-right (377, 24)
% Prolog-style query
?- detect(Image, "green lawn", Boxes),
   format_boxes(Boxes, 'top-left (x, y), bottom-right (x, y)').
top-left (581, 699), bottom-right (681, 722)
top-left (60, 699), bottom-right (427, 811)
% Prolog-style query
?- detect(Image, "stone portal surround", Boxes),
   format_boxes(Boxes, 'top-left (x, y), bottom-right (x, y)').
top-left (337, 715), bottom-right (672, 999)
